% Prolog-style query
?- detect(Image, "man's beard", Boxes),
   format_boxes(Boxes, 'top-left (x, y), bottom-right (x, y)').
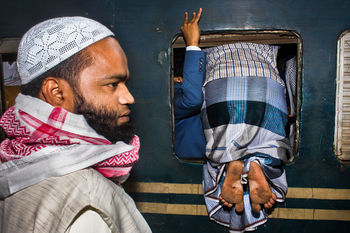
top-left (73, 92), bottom-right (135, 144)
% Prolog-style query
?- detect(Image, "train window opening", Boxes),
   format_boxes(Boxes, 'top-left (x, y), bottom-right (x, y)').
top-left (0, 38), bottom-right (21, 141)
top-left (335, 30), bottom-right (350, 163)
top-left (171, 30), bottom-right (302, 162)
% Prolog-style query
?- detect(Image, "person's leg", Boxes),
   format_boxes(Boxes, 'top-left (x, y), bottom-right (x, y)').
top-left (248, 161), bottom-right (276, 213)
top-left (219, 160), bottom-right (244, 212)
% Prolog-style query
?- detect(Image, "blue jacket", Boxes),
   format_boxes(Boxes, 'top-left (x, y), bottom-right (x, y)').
top-left (174, 50), bottom-right (206, 159)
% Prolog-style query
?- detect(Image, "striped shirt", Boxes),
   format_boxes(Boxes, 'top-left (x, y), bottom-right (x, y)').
top-left (203, 42), bottom-right (284, 86)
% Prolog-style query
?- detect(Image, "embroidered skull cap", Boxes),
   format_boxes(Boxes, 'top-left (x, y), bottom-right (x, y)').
top-left (17, 16), bottom-right (114, 84)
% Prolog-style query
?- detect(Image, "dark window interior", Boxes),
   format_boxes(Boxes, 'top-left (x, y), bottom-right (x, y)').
top-left (0, 38), bottom-right (21, 141)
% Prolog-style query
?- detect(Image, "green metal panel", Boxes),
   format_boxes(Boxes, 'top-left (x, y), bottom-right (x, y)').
top-left (1, 0), bottom-right (350, 232)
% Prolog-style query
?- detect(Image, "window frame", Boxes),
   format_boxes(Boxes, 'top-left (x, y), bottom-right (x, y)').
top-left (170, 30), bottom-right (303, 162)
top-left (334, 30), bottom-right (350, 162)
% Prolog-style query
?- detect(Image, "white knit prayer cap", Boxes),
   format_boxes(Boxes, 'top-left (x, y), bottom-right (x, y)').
top-left (17, 16), bottom-right (114, 85)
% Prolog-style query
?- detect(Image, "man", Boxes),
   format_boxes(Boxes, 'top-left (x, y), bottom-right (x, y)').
top-left (173, 8), bottom-right (206, 160)
top-left (174, 11), bottom-right (291, 232)
top-left (202, 43), bottom-right (291, 232)
top-left (0, 17), bottom-right (151, 233)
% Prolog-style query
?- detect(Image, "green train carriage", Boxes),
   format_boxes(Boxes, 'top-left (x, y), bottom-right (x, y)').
top-left (0, 0), bottom-right (349, 232)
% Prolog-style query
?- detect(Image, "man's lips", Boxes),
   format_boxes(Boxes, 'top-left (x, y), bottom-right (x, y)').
top-left (119, 110), bottom-right (130, 118)
top-left (118, 111), bottom-right (131, 122)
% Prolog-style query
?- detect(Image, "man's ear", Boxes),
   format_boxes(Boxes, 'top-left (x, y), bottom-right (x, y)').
top-left (38, 77), bottom-right (75, 112)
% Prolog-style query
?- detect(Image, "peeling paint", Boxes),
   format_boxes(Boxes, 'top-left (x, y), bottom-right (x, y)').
top-left (157, 50), bottom-right (168, 65)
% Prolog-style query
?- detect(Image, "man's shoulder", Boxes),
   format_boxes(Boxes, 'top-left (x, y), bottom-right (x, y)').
top-left (6, 168), bottom-right (118, 202)
top-left (48, 168), bottom-right (118, 193)
top-left (1, 169), bottom-right (124, 220)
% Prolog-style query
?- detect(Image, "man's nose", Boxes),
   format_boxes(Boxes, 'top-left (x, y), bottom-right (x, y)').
top-left (119, 83), bottom-right (135, 104)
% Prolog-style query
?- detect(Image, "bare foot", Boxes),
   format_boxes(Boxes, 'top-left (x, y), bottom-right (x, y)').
top-left (219, 160), bottom-right (244, 212)
top-left (248, 161), bottom-right (273, 213)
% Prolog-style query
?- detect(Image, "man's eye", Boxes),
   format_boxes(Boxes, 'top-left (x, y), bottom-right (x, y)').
top-left (108, 82), bottom-right (119, 87)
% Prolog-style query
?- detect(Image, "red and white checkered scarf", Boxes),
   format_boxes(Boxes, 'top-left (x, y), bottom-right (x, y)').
top-left (0, 94), bottom-right (139, 179)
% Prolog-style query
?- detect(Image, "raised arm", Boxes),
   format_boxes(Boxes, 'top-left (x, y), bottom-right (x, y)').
top-left (174, 8), bottom-right (206, 120)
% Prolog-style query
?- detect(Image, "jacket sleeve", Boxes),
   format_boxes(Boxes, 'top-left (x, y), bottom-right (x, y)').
top-left (174, 50), bottom-right (206, 120)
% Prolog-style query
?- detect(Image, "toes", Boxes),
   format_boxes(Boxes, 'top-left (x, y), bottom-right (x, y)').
top-left (222, 201), bottom-right (233, 208)
top-left (264, 202), bottom-right (272, 209)
top-left (219, 196), bottom-right (233, 208)
top-left (251, 203), bottom-right (261, 213)
top-left (219, 195), bottom-right (243, 210)
top-left (267, 197), bottom-right (275, 206)
top-left (271, 192), bottom-right (277, 201)
top-left (263, 197), bottom-right (275, 209)
top-left (219, 195), bottom-right (226, 203)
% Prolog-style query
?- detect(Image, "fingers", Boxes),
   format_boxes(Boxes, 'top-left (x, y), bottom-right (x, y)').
top-left (183, 12), bottom-right (189, 24)
top-left (181, 8), bottom-right (202, 46)
top-left (184, 8), bottom-right (202, 24)
top-left (190, 12), bottom-right (196, 23)
top-left (194, 8), bottom-right (202, 23)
